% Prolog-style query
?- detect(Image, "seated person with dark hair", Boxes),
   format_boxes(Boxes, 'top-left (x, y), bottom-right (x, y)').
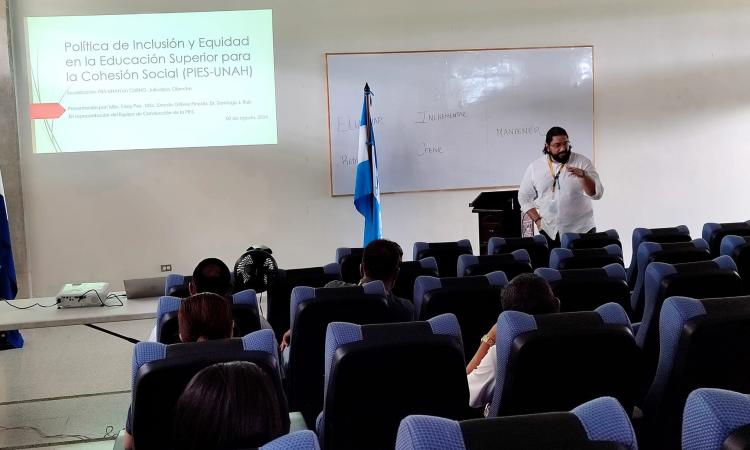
top-left (172, 361), bottom-right (284, 450)
top-left (466, 273), bottom-right (560, 413)
top-left (177, 292), bottom-right (234, 342)
top-left (279, 238), bottom-right (414, 352)
top-left (189, 257), bottom-right (233, 297)
top-left (125, 293), bottom-right (234, 450)
top-left (148, 258), bottom-right (234, 342)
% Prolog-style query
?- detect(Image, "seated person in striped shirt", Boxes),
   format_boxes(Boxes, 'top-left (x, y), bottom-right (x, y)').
top-left (125, 292), bottom-right (234, 450)
top-left (466, 273), bottom-right (560, 414)
top-left (278, 238), bottom-right (414, 353)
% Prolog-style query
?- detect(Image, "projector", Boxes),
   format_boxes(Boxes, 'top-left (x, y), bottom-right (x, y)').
top-left (57, 282), bottom-right (110, 308)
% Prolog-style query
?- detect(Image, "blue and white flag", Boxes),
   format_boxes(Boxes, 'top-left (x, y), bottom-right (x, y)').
top-left (0, 168), bottom-right (22, 349)
top-left (353, 83), bottom-right (382, 246)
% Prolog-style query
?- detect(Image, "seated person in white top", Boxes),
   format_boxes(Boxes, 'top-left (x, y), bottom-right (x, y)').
top-left (518, 126), bottom-right (604, 248)
top-left (466, 273), bottom-right (560, 414)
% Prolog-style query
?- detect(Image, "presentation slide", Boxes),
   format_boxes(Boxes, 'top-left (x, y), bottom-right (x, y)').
top-left (25, 10), bottom-right (277, 153)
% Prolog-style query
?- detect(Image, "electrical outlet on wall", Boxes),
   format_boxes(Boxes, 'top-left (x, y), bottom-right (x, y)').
top-left (160, 264), bottom-right (172, 272)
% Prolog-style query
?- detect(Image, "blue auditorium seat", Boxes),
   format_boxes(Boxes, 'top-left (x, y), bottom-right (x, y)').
top-left (561, 229), bottom-right (621, 250)
top-left (627, 225), bottom-right (692, 288)
top-left (635, 256), bottom-right (743, 384)
top-left (395, 397), bottom-right (638, 450)
top-left (489, 303), bottom-right (639, 417)
top-left (317, 315), bottom-right (471, 450)
top-left (286, 281), bottom-right (393, 428)
top-left (702, 221), bottom-right (750, 257)
top-left (683, 388), bottom-right (750, 450)
top-left (413, 272), bottom-right (507, 357)
top-left (721, 235), bottom-right (750, 294)
top-left (266, 263), bottom-right (341, 341)
top-left (392, 257), bottom-right (438, 301)
top-left (535, 264), bottom-right (630, 314)
top-left (488, 235), bottom-right (549, 269)
top-left (629, 239), bottom-right (712, 320)
top-left (413, 240), bottom-right (473, 278)
top-left (457, 250), bottom-right (532, 278)
top-left (549, 244), bottom-right (623, 270)
top-left (642, 296), bottom-right (750, 449)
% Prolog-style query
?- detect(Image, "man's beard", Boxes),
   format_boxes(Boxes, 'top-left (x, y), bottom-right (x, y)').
top-left (551, 150), bottom-right (571, 164)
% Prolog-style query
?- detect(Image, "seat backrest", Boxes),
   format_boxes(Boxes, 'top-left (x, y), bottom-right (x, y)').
top-left (629, 239), bottom-right (712, 320)
top-left (702, 221), bottom-right (750, 257)
top-left (457, 250), bottom-right (532, 278)
top-left (259, 430), bottom-right (321, 450)
top-left (635, 256), bottom-right (743, 383)
top-left (164, 273), bottom-right (192, 298)
top-left (643, 296), bottom-right (750, 450)
top-left (561, 229), bottom-right (621, 250)
top-left (535, 264), bottom-right (630, 314)
top-left (392, 257), bottom-right (439, 301)
top-left (266, 263), bottom-right (341, 341)
top-left (319, 315), bottom-right (470, 450)
top-left (155, 289), bottom-right (261, 344)
top-left (287, 281), bottom-right (393, 428)
top-left (627, 225), bottom-right (692, 288)
top-left (335, 247), bottom-right (364, 284)
top-left (490, 303), bottom-right (640, 417)
top-left (721, 235), bottom-right (750, 295)
top-left (549, 245), bottom-right (623, 270)
top-left (683, 388), bottom-right (750, 450)
top-left (131, 329), bottom-right (289, 450)
top-left (413, 240), bottom-right (473, 278)
top-left (396, 396), bottom-right (638, 450)
top-left (488, 235), bottom-right (549, 269)
top-left (413, 272), bottom-right (508, 357)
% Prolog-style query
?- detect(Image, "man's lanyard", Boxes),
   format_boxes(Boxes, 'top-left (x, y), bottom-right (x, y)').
top-left (547, 157), bottom-right (565, 193)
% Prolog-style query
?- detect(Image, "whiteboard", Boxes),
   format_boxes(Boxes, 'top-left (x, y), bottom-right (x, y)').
top-left (326, 46), bottom-right (594, 196)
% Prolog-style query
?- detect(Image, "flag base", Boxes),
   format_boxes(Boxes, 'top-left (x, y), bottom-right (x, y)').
top-left (0, 330), bottom-right (24, 350)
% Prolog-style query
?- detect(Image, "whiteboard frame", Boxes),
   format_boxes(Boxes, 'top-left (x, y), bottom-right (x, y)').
top-left (325, 45), bottom-right (595, 197)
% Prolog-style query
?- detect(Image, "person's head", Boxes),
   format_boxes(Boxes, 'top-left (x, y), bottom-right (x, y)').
top-left (501, 273), bottom-right (560, 315)
top-left (172, 361), bottom-right (283, 450)
top-left (178, 293), bottom-right (234, 343)
top-left (189, 258), bottom-right (232, 297)
top-left (543, 126), bottom-right (571, 164)
top-left (360, 239), bottom-right (403, 292)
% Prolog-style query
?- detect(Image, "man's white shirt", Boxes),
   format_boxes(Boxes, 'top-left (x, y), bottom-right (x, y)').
top-left (518, 152), bottom-right (603, 238)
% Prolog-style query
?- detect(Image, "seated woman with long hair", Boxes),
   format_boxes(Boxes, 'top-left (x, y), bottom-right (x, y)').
top-left (172, 361), bottom-right (284, 450)
top-left (124, 292), bottom-right (235, 450)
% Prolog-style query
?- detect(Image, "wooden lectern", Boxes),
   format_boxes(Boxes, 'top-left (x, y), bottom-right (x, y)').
top-left (470, 191), bottom-right (522, 255)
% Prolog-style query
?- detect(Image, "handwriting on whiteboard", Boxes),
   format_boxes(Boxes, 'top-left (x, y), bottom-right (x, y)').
top-left (496, 126), bottom-right (542, 138)
top-left (415, 110), bottom-right (468, 124)
top-left (336, 115), bottom-right (383, 133)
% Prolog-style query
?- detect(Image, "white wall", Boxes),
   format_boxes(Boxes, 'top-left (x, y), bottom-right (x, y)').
top-left (11, 0), bottom-right (750, 296)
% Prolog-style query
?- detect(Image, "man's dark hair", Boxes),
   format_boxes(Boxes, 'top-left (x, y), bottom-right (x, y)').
top-left (178, 293), bottom-right (233, 342)
top-left (501, 273), bottom-right (559, 315)
top-left (362, 239), bottom-right (402, 281)
top-left (172, 361), bottom-right (283, 449)
top-left (192, 258), bottom-right (232, 296)
top-left (545, 126), bottom-right (568, 145)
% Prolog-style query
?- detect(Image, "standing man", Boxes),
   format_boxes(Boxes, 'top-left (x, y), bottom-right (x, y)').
top-left (518, 126), bottom-right (603, 248)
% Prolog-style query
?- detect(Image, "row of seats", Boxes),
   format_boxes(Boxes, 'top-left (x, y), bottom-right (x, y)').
top-left (155, 252), bottom-right (747, 433)
top-left (399, 388), bottom-right (750, 450)
top-left (132, 290), bottom-right (750, 449)
top-left (216, 221), bottom-right (748, 345)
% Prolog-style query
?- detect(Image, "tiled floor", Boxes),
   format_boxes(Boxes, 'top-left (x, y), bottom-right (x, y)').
top-left (0, 319), bottom-right (153, 449)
